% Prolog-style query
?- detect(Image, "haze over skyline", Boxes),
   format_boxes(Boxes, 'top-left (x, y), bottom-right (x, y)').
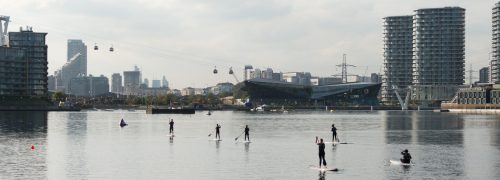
top-left (1, 0), bottom-right (496, 88)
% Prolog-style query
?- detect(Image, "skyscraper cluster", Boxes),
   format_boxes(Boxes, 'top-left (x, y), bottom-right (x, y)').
top-left (381, 7), bottom-right (465, 106)
top-left (54, 39), bottom-right (88, 92)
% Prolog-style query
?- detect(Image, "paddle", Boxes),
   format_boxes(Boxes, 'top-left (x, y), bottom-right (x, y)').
top-left (234, 131), bottom-right (245, 141)
top-left (208, 131), bottom-right (214, 137)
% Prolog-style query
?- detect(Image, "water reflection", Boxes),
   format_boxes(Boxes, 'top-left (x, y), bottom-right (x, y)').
top-left (0, 111), bottom-right (48, 133)
top-left (47, 112), bottom-right (89, 179)
top-left (382, 111), bottom-right (464, 145)
top-left (318, 171), bottom-right (325, 180)
top-left (244, 142), bottom-right (250, 153)
top-left (382, 111), bottom-right (413, 144)
top-left (0, 111), bottom-right (48, 179)
top-left (382, 111), bottom-right (465, 179)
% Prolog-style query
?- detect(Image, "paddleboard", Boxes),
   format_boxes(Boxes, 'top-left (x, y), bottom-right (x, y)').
top-left (167, 134), bottom-right (175, 137)
top-left (389, 160), bottom-right (411, 166)
top-left (309, 165), bottom-right (338, 172)
top-left (324, 141), bottom-right (339, 144)
top-left (237, 140), bottom-right (251, 143)
top-left (210, 139), bottom-right (222, 141)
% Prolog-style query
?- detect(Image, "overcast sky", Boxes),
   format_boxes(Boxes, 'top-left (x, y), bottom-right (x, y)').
top-left (1, 0), bottom-right (497, 88)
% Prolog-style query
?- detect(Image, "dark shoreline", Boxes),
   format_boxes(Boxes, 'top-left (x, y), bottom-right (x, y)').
top-left (0, 106), bottom-right (81, 111)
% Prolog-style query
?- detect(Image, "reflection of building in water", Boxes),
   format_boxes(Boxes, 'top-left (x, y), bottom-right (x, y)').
top-left (0, 111), bottom-right (47, 132)
top-left (381, 111), bottom-right (414, 144)
top-left (382, 111), bottom-right (465, 179)
top-left (47, 112), bottom-right (88, 179)
top-left (382, 111), bottom-right (464, 145)
top-left (0, 111), bottom-right (48, 177)
top-left (462, 115), bottom-right (500, 178)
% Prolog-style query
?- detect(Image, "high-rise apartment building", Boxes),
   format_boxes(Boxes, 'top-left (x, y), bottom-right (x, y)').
top-left (479, 67), bottom-right (489, 83)
top-left (143, 78), bottom-right (149, 88)
top-left (123, 69), bottom-right (141, 95)
top-left (54, 39), bottom-right (87, 92)
top-left (411, 7), bottom-right (465, 104)
top-left (111, 73), bottom-right (122, 94)
top-left (0, 27), bottom-right (48, 96)
top-left (412, 7), bottom-right (465, 86)
top-left (381, 16), bottom-right (414, 105)
top-left (492, 2), bottom-right (500, 83)
top-left (382, 7), bottom-right (465, 106)
top-left (68, 74), bottom-right (109, 96)
top-left (67, 39), bottom-right (87, 73)
top-left (152, 80), bottom-right (161, 88)
top-left (162, 76), bottom-right (169, 88)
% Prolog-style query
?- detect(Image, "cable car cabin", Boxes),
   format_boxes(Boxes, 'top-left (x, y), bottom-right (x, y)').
top-left (213, 66), bottom-right (218, 74)
top-left (109, 46), bottom-right (114, 52)
top-left (94, 44), bottom-right (98, 50)
top-left (229, 67), bottom-right (234, 74)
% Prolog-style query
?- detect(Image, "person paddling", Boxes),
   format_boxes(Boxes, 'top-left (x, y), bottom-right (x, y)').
top-left (331, 124), bottom-right (338, 142)
top-left (169, 119), bottom-right (174, 135)
top-left (316, 138), bottom-right (327, 168)
top-left (215, 124), bottom-right (221, 140)
top-left (244, 125), bottom-right (250, 141)
top-left (120, 119), bottom-right (127, 127)
top-left (400, 149), bottom-right (412, 164)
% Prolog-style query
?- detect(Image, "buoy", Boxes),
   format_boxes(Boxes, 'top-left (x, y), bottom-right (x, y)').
top-left (31, 145), bottom-right (35, 150)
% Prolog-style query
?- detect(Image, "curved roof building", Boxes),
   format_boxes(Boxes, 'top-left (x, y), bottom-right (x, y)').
top-left (234, 79), bottom-right (381, 106)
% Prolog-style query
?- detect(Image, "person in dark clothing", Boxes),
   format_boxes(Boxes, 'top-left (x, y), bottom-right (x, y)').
top-left (317, 138), bottom-right (327, 168)
top-left (120, 119), bottom-right (127, 127)
top-left (331, 124), bottom-right (338, 142)
top-left (215, 124), bottom-right (221, 140)
top-left (244, 125), bottom-right (250, 141)
top-left (169, 119), bottom-right (174, 134)
top-left (400, 149), bottom-right (412, 164)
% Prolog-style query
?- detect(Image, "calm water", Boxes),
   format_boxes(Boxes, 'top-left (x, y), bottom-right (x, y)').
top-left (1, 110), bottom-right (500, 179)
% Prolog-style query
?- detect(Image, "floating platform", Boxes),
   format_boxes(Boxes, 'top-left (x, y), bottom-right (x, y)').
top-left (146, 108), bottom-right (195, 114)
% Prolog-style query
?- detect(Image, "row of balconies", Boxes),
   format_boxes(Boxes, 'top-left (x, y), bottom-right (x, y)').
top-left (491, 91), bottom-right (500, 98)
top-left (413, 65), bottom-right (465, 69)
top-left (413, 54), bottom-right (465, 57)
top-left (383, 34), bottom-right (413, 38)
top-left (413, 40), bottom-right (465, 44)
top-left (413, 44), bottom-right (465, 48)
top-left (412, 77), bottom-right (465, 82)
top-left (384, 53), bottom-right (412, 56)
top-left (459, 91), bottom-right (486, 98)
top-left (413, 33), bottom-right (464, 37)
top-left (413, 23), bottom-right (465, 27)
top-left (459, 98), bottom-right (487, 105)
top-left (383, 41), bottom-right (413, 44)
top-left (384, 55), bottom-right (413, 58)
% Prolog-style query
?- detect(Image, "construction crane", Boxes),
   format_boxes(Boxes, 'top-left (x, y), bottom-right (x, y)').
top-left (0, 15), bottom-right (10, 47)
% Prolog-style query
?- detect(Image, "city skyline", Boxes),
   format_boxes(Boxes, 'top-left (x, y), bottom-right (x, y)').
top-left (1, 0), bottom-right (495, 88)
